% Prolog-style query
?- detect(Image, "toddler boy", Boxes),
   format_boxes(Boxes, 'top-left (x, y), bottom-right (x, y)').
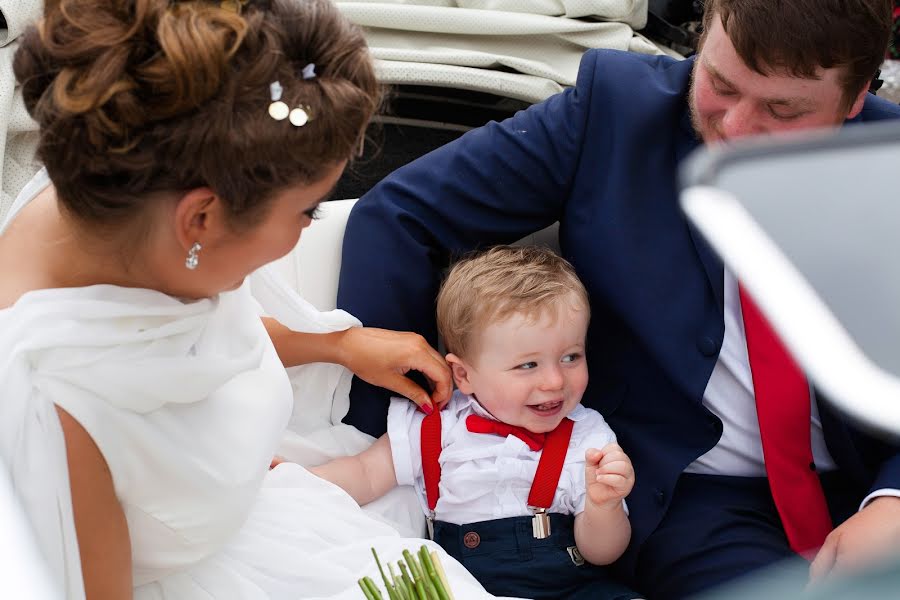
top-left (313, 246), bottom-right (638, 600)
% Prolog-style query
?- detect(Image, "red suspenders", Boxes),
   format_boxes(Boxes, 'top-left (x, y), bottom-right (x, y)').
top-left (420, 407), bottom-right (574, 539)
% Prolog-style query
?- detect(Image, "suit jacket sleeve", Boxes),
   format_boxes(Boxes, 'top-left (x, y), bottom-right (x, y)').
top-left (337, 52), bottom-right (605, 435)
top-left (871, 454), bottom-right (900, 494)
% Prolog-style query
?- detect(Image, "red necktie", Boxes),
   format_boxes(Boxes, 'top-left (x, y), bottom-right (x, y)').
top-left (466, 414), bottom-right (546, 451)
top-left (739, 286), bottom-right (832, 555)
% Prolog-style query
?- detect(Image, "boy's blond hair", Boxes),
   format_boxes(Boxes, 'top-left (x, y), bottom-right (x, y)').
top-left (436, 245), bottom-right (590, 360)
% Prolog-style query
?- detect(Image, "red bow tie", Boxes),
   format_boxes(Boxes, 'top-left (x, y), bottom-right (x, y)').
top-left (465, 414), bottom-right (546, 451)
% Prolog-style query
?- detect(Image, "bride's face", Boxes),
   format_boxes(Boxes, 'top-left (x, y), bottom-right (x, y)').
top-left (162, 161), bottom-right (347, 299)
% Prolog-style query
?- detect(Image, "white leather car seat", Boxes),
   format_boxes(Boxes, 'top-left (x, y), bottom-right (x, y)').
top-left (268, 198), bottom-right (561, 310)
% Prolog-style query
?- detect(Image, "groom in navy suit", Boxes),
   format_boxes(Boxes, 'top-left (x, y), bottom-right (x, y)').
top-left (337, 0), bottom-right (900, 597)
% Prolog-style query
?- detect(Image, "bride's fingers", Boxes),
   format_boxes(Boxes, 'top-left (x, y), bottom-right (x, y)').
top-left (386, 374), bottom-right (435, 414)
top-left (404, 347), bottom-right (452, 406)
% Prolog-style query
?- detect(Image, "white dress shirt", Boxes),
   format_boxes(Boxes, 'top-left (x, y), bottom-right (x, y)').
top-left (388, 391), bottom-right (624, 525)
top-left (686, 269), bottom-right (838, 476)
top-left (686, 270), bottom-right (898, 508)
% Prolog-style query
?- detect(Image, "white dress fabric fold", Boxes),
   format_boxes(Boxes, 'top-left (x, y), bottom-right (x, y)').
top-left (0, 172), bottom-right (513, 599)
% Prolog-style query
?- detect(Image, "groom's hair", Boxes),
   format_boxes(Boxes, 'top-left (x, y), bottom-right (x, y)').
top-left (15, 0), bottom-right (380, 230)
top-left (700, 0), bottom-right (893, 109)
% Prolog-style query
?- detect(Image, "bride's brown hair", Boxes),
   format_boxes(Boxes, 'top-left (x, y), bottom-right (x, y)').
top-left (14, 0), bottom-right (379, 228)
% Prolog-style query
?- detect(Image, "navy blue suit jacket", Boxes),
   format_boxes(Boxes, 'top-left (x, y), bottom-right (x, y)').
top-left (337, 49), bottom-right (900, 565)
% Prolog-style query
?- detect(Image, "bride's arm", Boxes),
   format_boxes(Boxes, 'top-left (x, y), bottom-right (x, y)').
top-left (57, 407), bottom-right (132, 599)
top-left (262, 317), bottom-right (451, 412)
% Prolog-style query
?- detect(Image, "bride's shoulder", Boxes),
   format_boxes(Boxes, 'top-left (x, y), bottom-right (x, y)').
top-left (0, 262), bottom-right (55, 312)
top-left (0, 186), bottom-right (61, 310)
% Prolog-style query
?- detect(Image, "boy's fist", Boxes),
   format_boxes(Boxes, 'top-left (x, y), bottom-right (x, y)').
top-left (584, 443), bottom-right (634, 509)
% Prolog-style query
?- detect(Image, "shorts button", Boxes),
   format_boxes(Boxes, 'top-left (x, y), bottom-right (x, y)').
top-left (463, 531), bottom-right (480, 549)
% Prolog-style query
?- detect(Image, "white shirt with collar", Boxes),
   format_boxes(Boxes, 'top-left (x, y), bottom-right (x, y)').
top-left (387, 390), bottom-right (621, 526)
top-left (686, 268), bottom-right (838, 476)
top-left (687, 269), bottom-right (898, 508)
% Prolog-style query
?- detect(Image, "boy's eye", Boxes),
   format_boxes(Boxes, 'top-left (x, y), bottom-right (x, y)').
top-left (304, 204), bottom-right (322, 219)
top-left (561, 353), bottom-right (582, 363)
top-left (516, 362), bottom-right (538, 370)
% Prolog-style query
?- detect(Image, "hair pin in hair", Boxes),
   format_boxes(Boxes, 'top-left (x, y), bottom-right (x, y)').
top-left (289, 105), bottom-right (312, 127)
top-left (301, 63), bottom-right (317, 80)
top-left (268, 81), bottom-right (314, 127)
top-left (268, 81), bottom-right (289, 120)
top-left (220, 0), bottom-right (249, 14)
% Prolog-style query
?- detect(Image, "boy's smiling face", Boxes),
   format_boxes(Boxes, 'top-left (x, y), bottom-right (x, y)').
top-left (447, 293), bottom-right (590, 434)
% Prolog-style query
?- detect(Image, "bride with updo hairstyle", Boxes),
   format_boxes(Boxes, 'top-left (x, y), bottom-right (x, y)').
top-left (15, 0), bottom-right (374, 233)
top-left (0, 1), bottom-right (491, 599)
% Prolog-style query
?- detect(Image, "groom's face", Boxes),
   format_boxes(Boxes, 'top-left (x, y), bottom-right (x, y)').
top-left (688, 13), bottom-right (865, 144)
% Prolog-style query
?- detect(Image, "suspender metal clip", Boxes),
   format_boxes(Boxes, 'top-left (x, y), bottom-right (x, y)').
top-left (427, 510), bottom-right (435, 540)
top-left (529, 506), bottom-right (551, 539)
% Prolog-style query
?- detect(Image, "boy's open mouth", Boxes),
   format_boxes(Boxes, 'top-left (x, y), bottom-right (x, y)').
top-left (528, 400), bottom-right (563, 415)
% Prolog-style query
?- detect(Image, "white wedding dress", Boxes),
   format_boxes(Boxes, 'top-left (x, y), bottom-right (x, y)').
top-left (0, 171), bottom-right (513, 599)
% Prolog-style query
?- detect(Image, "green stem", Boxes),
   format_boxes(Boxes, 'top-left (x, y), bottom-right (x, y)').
top-left (362, 576), bottom-right (384, 600)
top-left (401, 552), bottom-right (428, 600)
top-left (389, 563), bottom-right (409, 600)
top-left (414, 547), bottom-right (440, 600)
top-left (398, 562), bottom-right (418, 600)
top-left (419, 546), bottom-right (450, 600)
top-left (359, 578), bottom-right (378, 600)
top-left (371, 548), bottom-right (400, 600)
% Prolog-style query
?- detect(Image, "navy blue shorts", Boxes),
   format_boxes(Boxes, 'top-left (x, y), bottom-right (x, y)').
top-left (433, 513), bottom-right (638, 600)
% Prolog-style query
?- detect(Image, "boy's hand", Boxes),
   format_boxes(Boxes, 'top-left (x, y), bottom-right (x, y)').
top-left (585, 443), bottom-right (634, 509)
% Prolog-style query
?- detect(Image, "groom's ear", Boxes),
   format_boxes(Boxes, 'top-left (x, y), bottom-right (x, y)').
top-left (172, 187), bottom-right (227, 252)
top-left (445, 353), bottom-right (475, 395)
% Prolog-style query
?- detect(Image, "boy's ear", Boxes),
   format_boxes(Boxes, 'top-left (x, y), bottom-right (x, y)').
top-left (445, 353), bottom-right (475, 395)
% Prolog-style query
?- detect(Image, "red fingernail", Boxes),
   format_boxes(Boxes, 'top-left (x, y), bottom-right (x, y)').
top-left (421, 403), bottom-right (433, 415)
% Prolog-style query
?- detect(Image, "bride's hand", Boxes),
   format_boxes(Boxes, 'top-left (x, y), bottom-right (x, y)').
top-left (336, 327), bottom-right (451, 413)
